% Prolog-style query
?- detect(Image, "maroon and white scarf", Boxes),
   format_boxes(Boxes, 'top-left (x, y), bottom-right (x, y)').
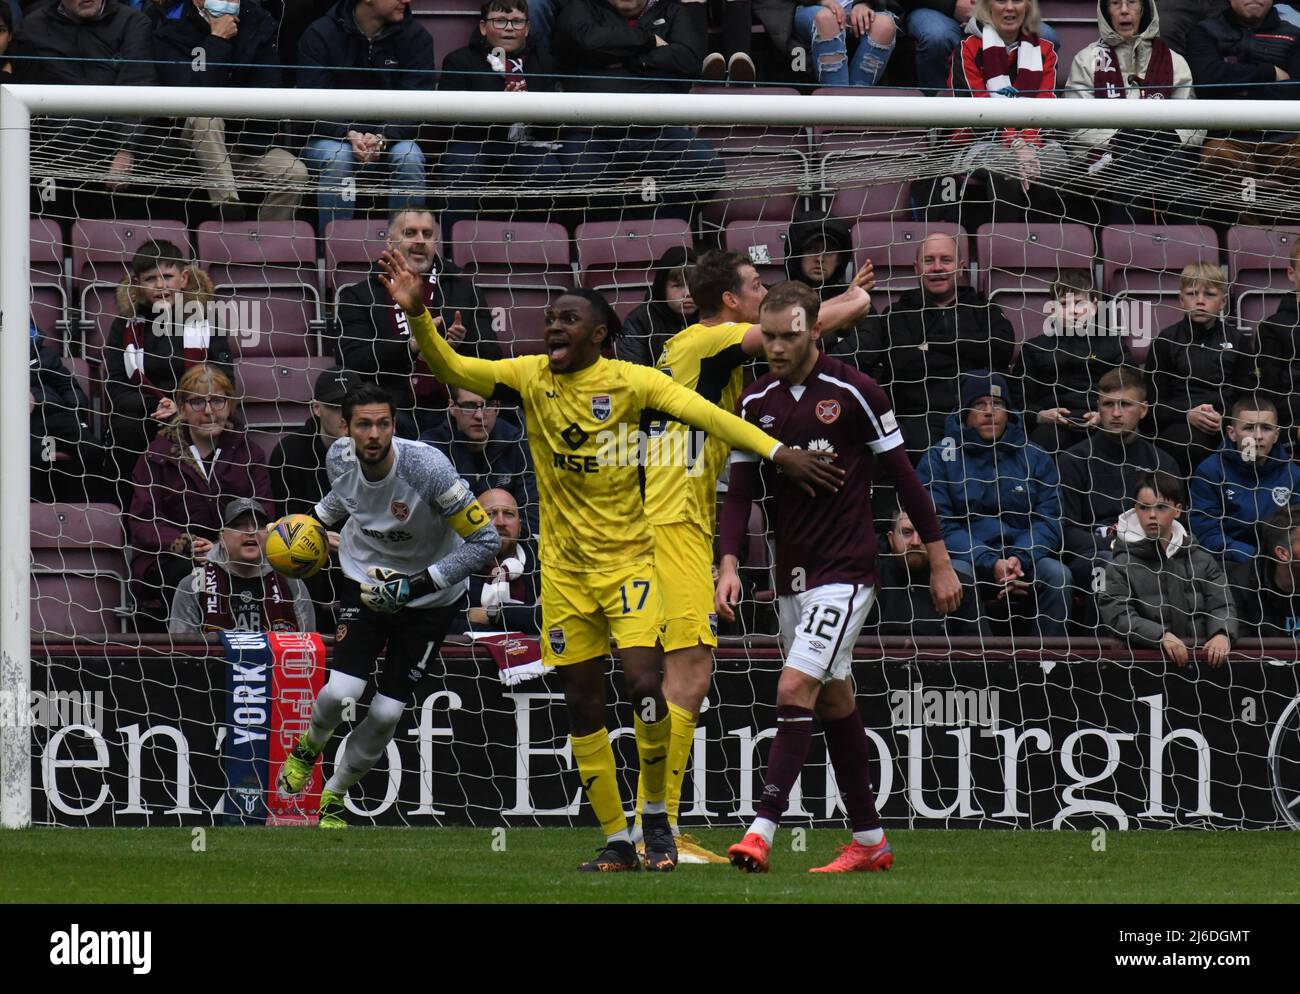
top-left (1092, 39), bottom-right (1174, 99)
top-left (121, 314), bottom-right (212, 394)
top-left (391, 267), bottom-right (444, 400)
top-left (200, 561), bottom-right (299, 633)
top-left (979, 23), bottom-right (1045, 97)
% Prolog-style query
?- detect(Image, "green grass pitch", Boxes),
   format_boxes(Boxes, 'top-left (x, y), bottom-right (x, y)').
top-left (1, 828), bottom-right (1295, 903)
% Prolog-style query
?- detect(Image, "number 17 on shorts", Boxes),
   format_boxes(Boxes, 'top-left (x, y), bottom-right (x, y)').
top-left (777, 583), bottom-right (876, 684)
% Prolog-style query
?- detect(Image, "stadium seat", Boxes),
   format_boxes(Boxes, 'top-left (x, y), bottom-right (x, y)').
top-left (324, 218), bottom-right (392, 309)
top-left (71, 219), bottom-right (192, 364)
top-left (811, 87), bottom-right (932, 162)
top-left (30, 502), bottom-right (128, 637)
top-left (1226, 225), bottom-right (1300, 331)
top-left (197, 221), bottom-right (324, 358)
top-left (451, 220), bottom-right (575, 355)
top-left (1049, 22), bottom-right (1097, 88)
top-left (976, 222), bottom-right (1096, 344)
top-left (238, 356), bottom-right (338, 429)
top-left (827, 181), bottom-right (914, 229)
top-left (692, 87), bottom-right (813, 231)
top-left (724, 221), bottom-right (792, 286)
top-left (415, 13), bottom-right (478, 78)
top-left (31, 219), bottom-right (69, 343)
top-left (575, 219), bottom-right (694, 320)
top-left (244, 429), bottom-right (288, 462)
top-left (851, 221), bottom-right (969, 310)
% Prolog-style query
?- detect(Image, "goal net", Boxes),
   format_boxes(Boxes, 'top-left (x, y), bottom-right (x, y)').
top-left (3, 84), bottom-right (1300, 832)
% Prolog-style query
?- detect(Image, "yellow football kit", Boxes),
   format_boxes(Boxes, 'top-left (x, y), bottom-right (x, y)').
top-left (644, 321), bottom-right (752, 652)
top-left (409, 309), bottom-right (779, 666)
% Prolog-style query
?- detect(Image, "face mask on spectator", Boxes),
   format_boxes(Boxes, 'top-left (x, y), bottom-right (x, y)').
top-left (203, 0), bottom-right (241, 18)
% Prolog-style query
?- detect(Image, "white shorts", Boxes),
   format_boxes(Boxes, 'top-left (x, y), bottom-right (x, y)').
top-left (777, 583), bottom-right (876, 684)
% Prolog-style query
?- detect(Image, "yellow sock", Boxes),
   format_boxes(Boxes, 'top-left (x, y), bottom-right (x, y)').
top-left (571, 729), bottom-right (627, 839)
top-left (635, 711), bottom-right (671, 805)
top-left (664, 701), bottom-right (697, 827)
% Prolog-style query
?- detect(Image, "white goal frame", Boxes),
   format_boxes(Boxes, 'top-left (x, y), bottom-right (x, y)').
top-left (2, 83), bottom-right (1297, 829)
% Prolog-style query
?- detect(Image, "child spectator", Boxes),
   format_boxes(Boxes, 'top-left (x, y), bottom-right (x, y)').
top-left (1099, 471), bottom-right (1235, 666)
top-left (1016, 269), bottom-right (1124, 453)
top-left (1145, 261), bottom-right (1260, 474)
top-left (1240, 505), bottom-right (1300, 638)
top-left (1189, 394), bottom-right (1300, 595)
top-left (104, 240), bottom-right (236, 506)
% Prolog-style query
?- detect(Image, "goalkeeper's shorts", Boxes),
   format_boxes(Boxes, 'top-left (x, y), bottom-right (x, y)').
top-left (539, 559), bottom-right (664, 666)
top-left (652, 521), bottom-right (719, 654)
top-left (332, 578), bottom-right (460, 701)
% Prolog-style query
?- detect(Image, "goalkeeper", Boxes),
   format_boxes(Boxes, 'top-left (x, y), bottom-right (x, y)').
top-left (277, 382), bottom-right (499, 828)
top-left (382, 248), bottom-right (842, 872)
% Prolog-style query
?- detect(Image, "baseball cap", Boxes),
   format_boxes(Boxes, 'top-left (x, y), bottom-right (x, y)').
top-left (313, 368), bottom-right (365, 405)
top-left (222, 497), bottom-right (272, 527)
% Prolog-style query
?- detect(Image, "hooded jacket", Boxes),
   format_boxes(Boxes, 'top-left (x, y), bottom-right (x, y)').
top-left (1189, 437), bottom-right (1300, 563)
top-left (916, 407), bottom-right (1063, 581)
top-left (1099, 509), bottom-right (1236, 648)
top-left (1144, 314), bottom-right (1259, 432)
top-left (297, 0), bottom-right (436, 142)
top-left (104, 269), bottom-right (236, 429)
top-left (868, 285), bottom-right (1017, 450)
top-left (1256, 293), bottom-right (1300, 428)
top-left (154, 0), bottom-right (283, 156)
top-left (784, 216), bottom-right (853, 294)
top-left (127, 423), bottom-right (271, 583)
top-left (1058, 430), bottom-right (1181, 560)
top-left (1063, 0), bottom-right (1204, 153)
top-left (168, 538), bottom-right (314, 635)
top-left (552, 0), bottom-right (705, 94)
top-left (619, 246), bottom-right (696, 367)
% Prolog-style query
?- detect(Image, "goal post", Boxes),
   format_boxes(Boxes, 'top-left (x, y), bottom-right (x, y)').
top-left (4, 83), bottom-right (1300, 831)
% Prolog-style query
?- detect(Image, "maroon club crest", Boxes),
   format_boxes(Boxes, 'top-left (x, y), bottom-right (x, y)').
top-left (816, 400), bottom-right (841, 425)
top-left (390, 500), bottom-right (410, 522)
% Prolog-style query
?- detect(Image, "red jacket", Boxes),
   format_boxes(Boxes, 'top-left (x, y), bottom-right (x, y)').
top-left (949, 32), bottom-right (1056, 147)
top-left (127, 426), bottom-right (271, 582)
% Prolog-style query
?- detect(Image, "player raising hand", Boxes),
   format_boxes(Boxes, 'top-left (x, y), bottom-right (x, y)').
top-left (381, 248), bottom-right (840, 872)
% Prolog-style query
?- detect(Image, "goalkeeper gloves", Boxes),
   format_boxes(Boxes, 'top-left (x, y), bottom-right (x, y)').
top-left (360, 566), bottom-right (439, 613)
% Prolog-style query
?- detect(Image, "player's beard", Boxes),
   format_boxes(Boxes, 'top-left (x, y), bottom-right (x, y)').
top-left (358, 439), bottom-right (393, 466)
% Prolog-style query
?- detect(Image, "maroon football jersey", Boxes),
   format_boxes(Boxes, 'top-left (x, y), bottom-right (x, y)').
top-left (732, 354), bottom-right (904, 595)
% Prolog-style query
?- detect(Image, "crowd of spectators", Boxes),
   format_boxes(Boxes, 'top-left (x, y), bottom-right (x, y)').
top-left (15, 0), bottom-right (1300, 660)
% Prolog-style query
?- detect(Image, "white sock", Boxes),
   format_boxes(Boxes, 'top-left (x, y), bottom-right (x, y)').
top-left (854, 828), bottom-right (885, 846)
top-left (748, 817), bottom-right (777, 845)
top-left (642, 800), bottom-right (666, 816)
top-left (308, 671), bottom-right (368, 750)
top-left (324, 693), bottom-right (405, 794)
top-left (607, 828), bottom-right (632, 845)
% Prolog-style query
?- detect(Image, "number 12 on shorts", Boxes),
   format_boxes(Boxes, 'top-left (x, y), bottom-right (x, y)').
top-left (803, 605), bottom-right (843, 639)
top-left (620, 580), bottom-right (650, 614)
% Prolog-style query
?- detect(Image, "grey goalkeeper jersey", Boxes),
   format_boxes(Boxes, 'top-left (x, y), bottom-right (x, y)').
top-left (313, 437), bottom-right (499, 609)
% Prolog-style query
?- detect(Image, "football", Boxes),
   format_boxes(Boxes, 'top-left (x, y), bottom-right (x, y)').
top-left (264, 514), bottom-right (330, 579)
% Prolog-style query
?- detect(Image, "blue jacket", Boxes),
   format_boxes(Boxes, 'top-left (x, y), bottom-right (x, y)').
top-left (1190, 437), bottom-right (1300, 564)
top-left (917, 410), bottom-right (1063, 581)
top-left (420, 417), bottom-right (540, 539)
top-left (297, 0), bottom-right (435, 141)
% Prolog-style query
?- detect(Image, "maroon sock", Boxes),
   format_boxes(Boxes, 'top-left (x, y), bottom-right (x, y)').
top-left (755, 705), bottom-right (815, 825)
top-left (822, 710), bottom-right (882, 833)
